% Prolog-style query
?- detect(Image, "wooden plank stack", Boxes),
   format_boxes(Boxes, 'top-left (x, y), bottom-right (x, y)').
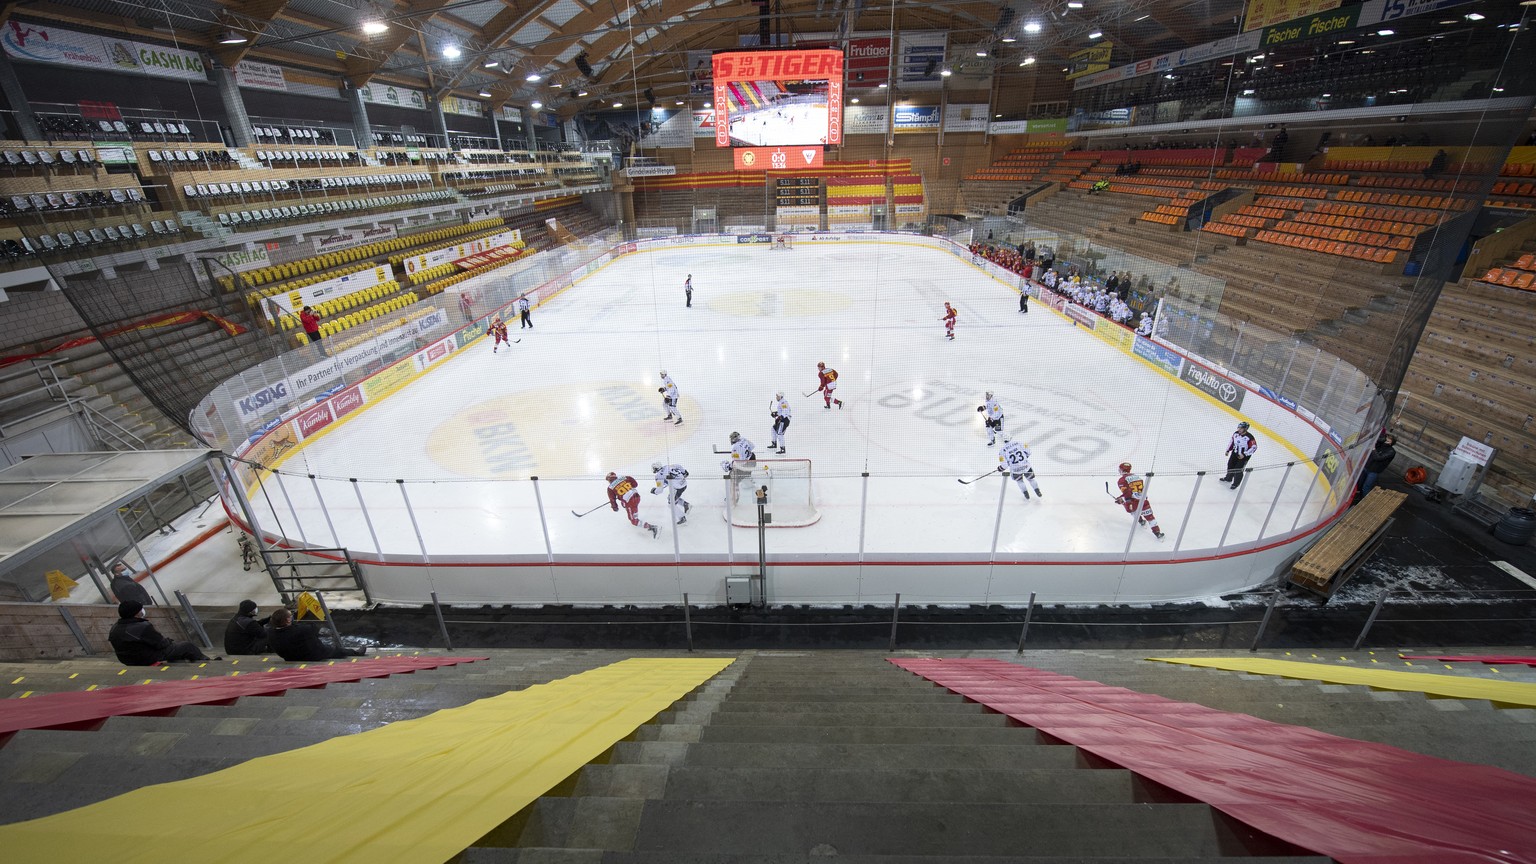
top-left (1290, 488), bottom-right (1407, 590)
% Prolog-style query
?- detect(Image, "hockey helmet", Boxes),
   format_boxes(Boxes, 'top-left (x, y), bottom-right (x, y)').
top-left (1118, 462), bottom-right (1133, 474)
top-left (659, 369), bottom-right (667, 378)
top-left (606, 471), bottom-right (618, 482)
top-left (1236, 421), bottom-right (1250, 430)
top-left (775, 392), bottom-right (784, 401)
top-left (729, 431), bottom-right (740, 443)
top-left (985, 390), bottom-right (994, 399)
top-left (651, 462), bottom-right (663, 473)
top-left (817, 361), bottom-right (825, 370)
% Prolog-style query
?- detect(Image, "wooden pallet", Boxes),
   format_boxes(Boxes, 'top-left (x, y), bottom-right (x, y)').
top-left (1289, 488), bottom-right (1407, 596)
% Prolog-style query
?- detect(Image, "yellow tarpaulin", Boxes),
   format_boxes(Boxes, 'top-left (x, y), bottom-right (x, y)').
top-left (0, 657), bottom-right (732, 863)
top-left (1147, 656), bottom-right (1536, 708)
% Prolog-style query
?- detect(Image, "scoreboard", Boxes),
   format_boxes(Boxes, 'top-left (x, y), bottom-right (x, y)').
top-left (711, 48), bottom-right (844, 149)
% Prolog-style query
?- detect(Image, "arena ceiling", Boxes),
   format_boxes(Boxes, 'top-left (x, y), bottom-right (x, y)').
top-left (8, 0), bottom-right (1248, 112)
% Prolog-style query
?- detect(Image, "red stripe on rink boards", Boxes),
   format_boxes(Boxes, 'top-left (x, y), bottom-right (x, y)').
top-left (891, 658), bottom-right (1536, 864)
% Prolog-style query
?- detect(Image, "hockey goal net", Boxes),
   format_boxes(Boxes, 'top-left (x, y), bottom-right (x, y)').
top-left (725, 458), bottom-right (819, 527)
top-left (771, 234), bottom-right (794, 250)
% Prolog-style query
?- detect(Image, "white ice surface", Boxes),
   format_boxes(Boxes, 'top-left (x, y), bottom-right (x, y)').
top-left (253, 239), bottom-right (1333, 562)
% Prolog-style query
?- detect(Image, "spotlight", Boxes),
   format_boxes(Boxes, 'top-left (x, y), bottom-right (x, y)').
top-left (443, 45), bottom-right (461, 59)
top-left (483, 60), bottom-right (499, 68)
top-left (218, 30), bottom-right (248, 44)
top-left (612, 101), bottom-right (623, 108)
top-left (525, 72), bottom-right (542, 82)
top-left (851, 97), bottom-right (860, 103)
top-left (478, 90), bottom-right (491, 98)
top-left (577, 90), bottom-right (589, 97)
top-left (940, 67), bottom-right (953, 76)
top-left (1001, 36), bottom-right (1016, 43)
top-left (1019, 56), bottom-right (1036, 66)
top-left (1024, 22), bottom-right (1042, 33)
top-left (1464, 12), bottom-right (1484, 19)
top-left (361, 21), bottom-right (387, 35)
top-left (976, 49), bottom-right (988, 57)
top-left (1088, 31), bottom-right (1103, 39)
top-left (1067, 1), bottom-right (1084, 7)
top-left (675, 100), bottom-right (684, 106)
top-left (531, 101), bottom-right (543, 109)
top-left (1376, 29), bottom-right (1394, 35)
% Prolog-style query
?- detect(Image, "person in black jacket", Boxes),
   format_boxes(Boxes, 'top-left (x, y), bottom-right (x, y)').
top-left (108, 601), bottom-right (213, 665)
top-left (266, 607), bottom-right (364, 661)
top-left (223, 599), bottom-right (270, 655)
top-left (109, 562), bottom-right (153, 608)
top-left (1355, 434), bottom-right (1397, 502)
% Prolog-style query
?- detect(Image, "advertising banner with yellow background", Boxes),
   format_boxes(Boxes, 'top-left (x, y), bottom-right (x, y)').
top-left (1243, 0), bottom-right (1342, 32)
top-left (1066, 42), bottom-right (1114, 81)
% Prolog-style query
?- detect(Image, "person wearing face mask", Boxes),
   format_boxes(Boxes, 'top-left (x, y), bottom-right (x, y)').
top-left (224, 599), bottom-right (270, 655)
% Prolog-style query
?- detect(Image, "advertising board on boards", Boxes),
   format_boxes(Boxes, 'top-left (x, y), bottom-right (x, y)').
top-left (1180, 359), bottom-right (1246, 410)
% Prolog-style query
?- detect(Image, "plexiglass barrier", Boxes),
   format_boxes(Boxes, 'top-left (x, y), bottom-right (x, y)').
top-left (195, 228), bottom-right (1381, 604)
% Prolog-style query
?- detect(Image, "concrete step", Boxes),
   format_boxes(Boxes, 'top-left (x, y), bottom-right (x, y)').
top-left (693, 725), bottom-right (1040, 746)
top-left (615, 800), bottom-right (1278, 857)
top-left (614, 741), bottom-right (1082, 770)
top-left (607, 765), bottom-right (1146, 804)
top-left (461, 854), bottom-right (1333, 864)
top-left (695, 710), bottom-right (1012, 728)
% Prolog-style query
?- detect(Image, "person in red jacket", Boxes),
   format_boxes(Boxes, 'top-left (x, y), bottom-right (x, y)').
top-left (941, 302), bottom-right (957, 341)
top-left (299, 306), bottom-right (322, 348)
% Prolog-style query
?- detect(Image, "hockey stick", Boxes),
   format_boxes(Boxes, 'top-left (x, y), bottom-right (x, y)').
top-left (570, 502), bottom-right (607, 517)
top-left (958, 470), bottom-right (999, 485)
top-left (802, 390), bottom-right (818, 398)
top-left (712, 446), bottom-right (730, 454)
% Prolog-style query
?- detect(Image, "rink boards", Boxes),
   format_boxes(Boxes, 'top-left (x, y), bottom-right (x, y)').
top-left (216, 231), bottom-right (1370, 606)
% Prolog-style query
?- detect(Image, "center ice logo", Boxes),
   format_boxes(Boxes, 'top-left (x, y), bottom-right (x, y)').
top-left (710, 287), bottom-right (852, 318)
top-left (426, 383), bottom-right (699, 478)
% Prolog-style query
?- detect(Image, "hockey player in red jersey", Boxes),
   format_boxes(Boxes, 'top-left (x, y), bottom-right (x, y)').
top-left (491, 317), bottom-right (509, 352)
top-left (941, 302), bottom-right (957, 340)
top-left (607, 472), bottom-right (658, 538)
top-left (1114, 462), bottom-right (1165, 540)
top-left (815, 362), bottom-right (843, 409)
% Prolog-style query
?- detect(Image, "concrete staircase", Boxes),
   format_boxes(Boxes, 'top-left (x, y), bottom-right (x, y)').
top-left (5, 648), bottom-right (1533, 859)
top-left (460, 651), bottom-right (1333, 862)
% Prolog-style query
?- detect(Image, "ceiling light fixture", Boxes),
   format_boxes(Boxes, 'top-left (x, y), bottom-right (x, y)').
top-left (1067, 1), bottom-right (1084, 8)
top-left (577, 89), bottom-right (589, 97)
top-left (483, 60), bottom-right (499, 68)
top-left (976, 49), bottom-right (988, 56)
top-left (851, 97), bottom-right (860, 103)
top-left (675, 100), bottom-right (683, 106)
top-left (1001, 36), bottom-right (1016, 42)
top-left (940, 67), bottom-right (953, 76)
top-left (525, 72), bottom-right (542, 82)
top-left (1376, 28), bottom-right (1394, 35)
top-left (478, 90), bottom-right (491, 97)
top-left (361, 21), bottom-right (387, 35)
top-left (1321, 92), bottom-right (1331, 97)
top-left (1088, 31), bottom-right (1103, 39)
top-left (1465, 12), bottom-right (1484, 19)
top-left (1024, 21), bottom-right (1042, 33)
top-left (1134, 14), bottom-right (1151, 21)
top-left (878, 82), bottom-right (888, 88)
top-left (612, 101), bottom-right (622, 108)
top-left (1337, 39), bottom-right (1356, 44)
top-left (443, 45), bottom-right (461, 59)
top-left (218, 29), bottom-right (247, 44)
top-left (1020, 55), bottom-right (1036, 66)
top-left (531, 101), bottom-right (543, 109)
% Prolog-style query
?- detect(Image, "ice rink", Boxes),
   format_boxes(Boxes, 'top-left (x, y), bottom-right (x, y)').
top-left (253, 238), bottom-right (1335, 564)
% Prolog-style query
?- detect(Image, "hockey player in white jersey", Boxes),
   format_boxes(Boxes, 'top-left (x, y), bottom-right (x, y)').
top-left (720, 431), bottom-right (758, 505)
top-left (658, 370), bottom-right (682, 425)
top-left (995, 436), bottom-right (1042, 499)
top-left (768, 392), bottom-right (792, 454)
top-left (976, 391), bottom-right (1004, 446)
top-left (651, 461), bottom-right (691, 524)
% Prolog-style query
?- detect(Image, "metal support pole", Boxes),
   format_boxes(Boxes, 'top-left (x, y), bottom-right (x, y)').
top-left (1290, 460), bottom-right (1327, 532)
top-left (174, 590), bottom-right (214, 650)
top-left (1257, 463), bottom-right (1295, 541)
top-left (856, 472), bottom-right (870, 561)
top-left (116, 509), bottom-right (173, 607)
top-left (755, 484), bottom-right (768, 606)
top-left (271, 471), bottom-right (309, 547)
top-left (888, 593), bottom-right (901, 651)
top-left (1015, 591), bottom-right (1037, 653)
top-left (1353, 590), bottom-right (1389, 650)
top-left (57, 606), bottom-right (92, 654)
top-left (430, 590), bottom-right (454, 650)
top-left (1218, 471), bottom-right (1251, 547)
top-left (398, 481), bottom-right (432, 564)
top-left (682, 592), bottom-right (693, 652)
top-left (528, 477), bottom-right (560, 598)
top-left (309, 475), bottom-right (342, 547)
top-left (1249, 588), bottom-right (1281, 652)
top-left (988, 470), bottom-right (1009, 558)
top-left (1230, 320), bottom-right (1245, 365)
top-left (219, 458), bottom-right (286, 599)
top-left (1299, 347), bottom-right (1321, 400)
top-left (1174, 472), bottom-right (1204, 550)
top-left (1279, 340), bottom-right (1298, 392)
top-left (313, 590), bottom-right (345, 650)
top-left (351, 479), bottom-right (384, 555)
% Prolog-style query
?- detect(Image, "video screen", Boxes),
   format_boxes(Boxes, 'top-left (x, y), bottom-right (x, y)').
top-left (711, 49), bottom-right (843, 148)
